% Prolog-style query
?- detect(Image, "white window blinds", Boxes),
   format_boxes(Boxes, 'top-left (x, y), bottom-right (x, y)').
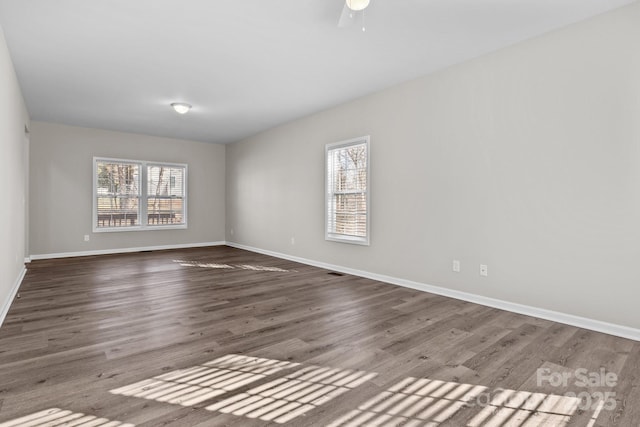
top-left (326, 136), bottom-right (370, 245)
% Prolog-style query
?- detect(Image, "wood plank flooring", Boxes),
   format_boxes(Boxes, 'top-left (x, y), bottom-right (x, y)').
top-left (0, 246), bottom-right (638, 426)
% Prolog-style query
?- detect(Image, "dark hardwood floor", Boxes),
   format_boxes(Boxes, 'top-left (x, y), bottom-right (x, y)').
top-left (0, 246), bottom-right (638, 426)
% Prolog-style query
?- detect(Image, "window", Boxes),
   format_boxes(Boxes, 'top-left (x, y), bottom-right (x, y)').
top-left (325, 136), bottom-right (370, 245)
top-left (94, 157), bottom-right (187, 232)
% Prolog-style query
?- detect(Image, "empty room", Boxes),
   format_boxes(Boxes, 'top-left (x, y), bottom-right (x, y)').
top-left (1, 1), bottom-right (639, 426)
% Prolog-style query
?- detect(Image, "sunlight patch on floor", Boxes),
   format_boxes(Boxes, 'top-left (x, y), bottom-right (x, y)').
top-left (328, 377), bottom-right (581, 426)
top-left (467, 387), bottom-right (579, 426)
top-left (107, 353), bottom-right (584, 425)
top-left (173, 260), bottom-right (294, 272)
top-left (0, 408), bottom-right (135, 427)
top-left (109, 354), bottom-right (298, 407)
top-left (206, 365), bottom-right (378, 424)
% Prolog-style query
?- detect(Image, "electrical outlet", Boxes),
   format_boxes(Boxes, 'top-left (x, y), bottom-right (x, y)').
top-left (290, 237), bottom-right (295, 245)
top-left (84, 235), bottom-right (90, 242)
top-left (230, 228), bottom-right (234, 235)
top-left (480, 264), bottom-right (488, 277)
top-left (452, 260), bottom-right (461, 273)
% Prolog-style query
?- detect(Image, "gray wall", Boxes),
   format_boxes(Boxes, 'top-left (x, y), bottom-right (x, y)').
top-left (0, 25), bottom-right (29, 315)
top-left (226, 3), bottom-right (640, 329)
top-left (30, 122), bottom-right (226, 256)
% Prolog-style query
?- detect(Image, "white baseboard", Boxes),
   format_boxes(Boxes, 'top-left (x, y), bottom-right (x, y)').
top-left (226, 242), bottom-right (640, 342)
top-left (0, 267), bottom-right (26, 327)
top-left (30, 241), bottom-right (226, 260)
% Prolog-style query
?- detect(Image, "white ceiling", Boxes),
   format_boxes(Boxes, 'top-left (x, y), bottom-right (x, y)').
top-left (0, 0), bottom-right (634, 144)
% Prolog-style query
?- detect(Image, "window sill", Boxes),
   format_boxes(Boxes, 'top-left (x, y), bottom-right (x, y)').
top-left (93, 224), bottom-right (188, 233)
top-left (326, 234), bottom-right (370, 246)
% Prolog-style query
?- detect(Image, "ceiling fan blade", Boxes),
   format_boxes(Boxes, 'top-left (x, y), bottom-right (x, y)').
top-left (337, 3), bottom-right (354, 28)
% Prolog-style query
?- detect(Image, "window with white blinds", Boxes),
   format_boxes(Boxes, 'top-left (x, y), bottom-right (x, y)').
top-left (93, 157), bottom-right (187, 232)
top-left (325, 136), bottom-right (370, 245)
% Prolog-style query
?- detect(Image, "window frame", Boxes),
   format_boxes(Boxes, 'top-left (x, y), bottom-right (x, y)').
top-left (93, 157), bottom-right (188, 233)
top-left (325, 136), bottom-right (370, 246)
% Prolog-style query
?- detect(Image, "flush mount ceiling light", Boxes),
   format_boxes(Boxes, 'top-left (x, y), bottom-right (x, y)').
top-left (346, 0), bottom-right (370, 11)
top-left (171, 102), bottom-right (192, 114)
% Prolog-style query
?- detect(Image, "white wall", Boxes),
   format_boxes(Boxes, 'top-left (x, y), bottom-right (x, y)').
top-left (226, 3), bottom-right (640, 330)
top-left (0, 25), bottom-right (30, 320)
top-left (30, 122), bottom-right (226, 256)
